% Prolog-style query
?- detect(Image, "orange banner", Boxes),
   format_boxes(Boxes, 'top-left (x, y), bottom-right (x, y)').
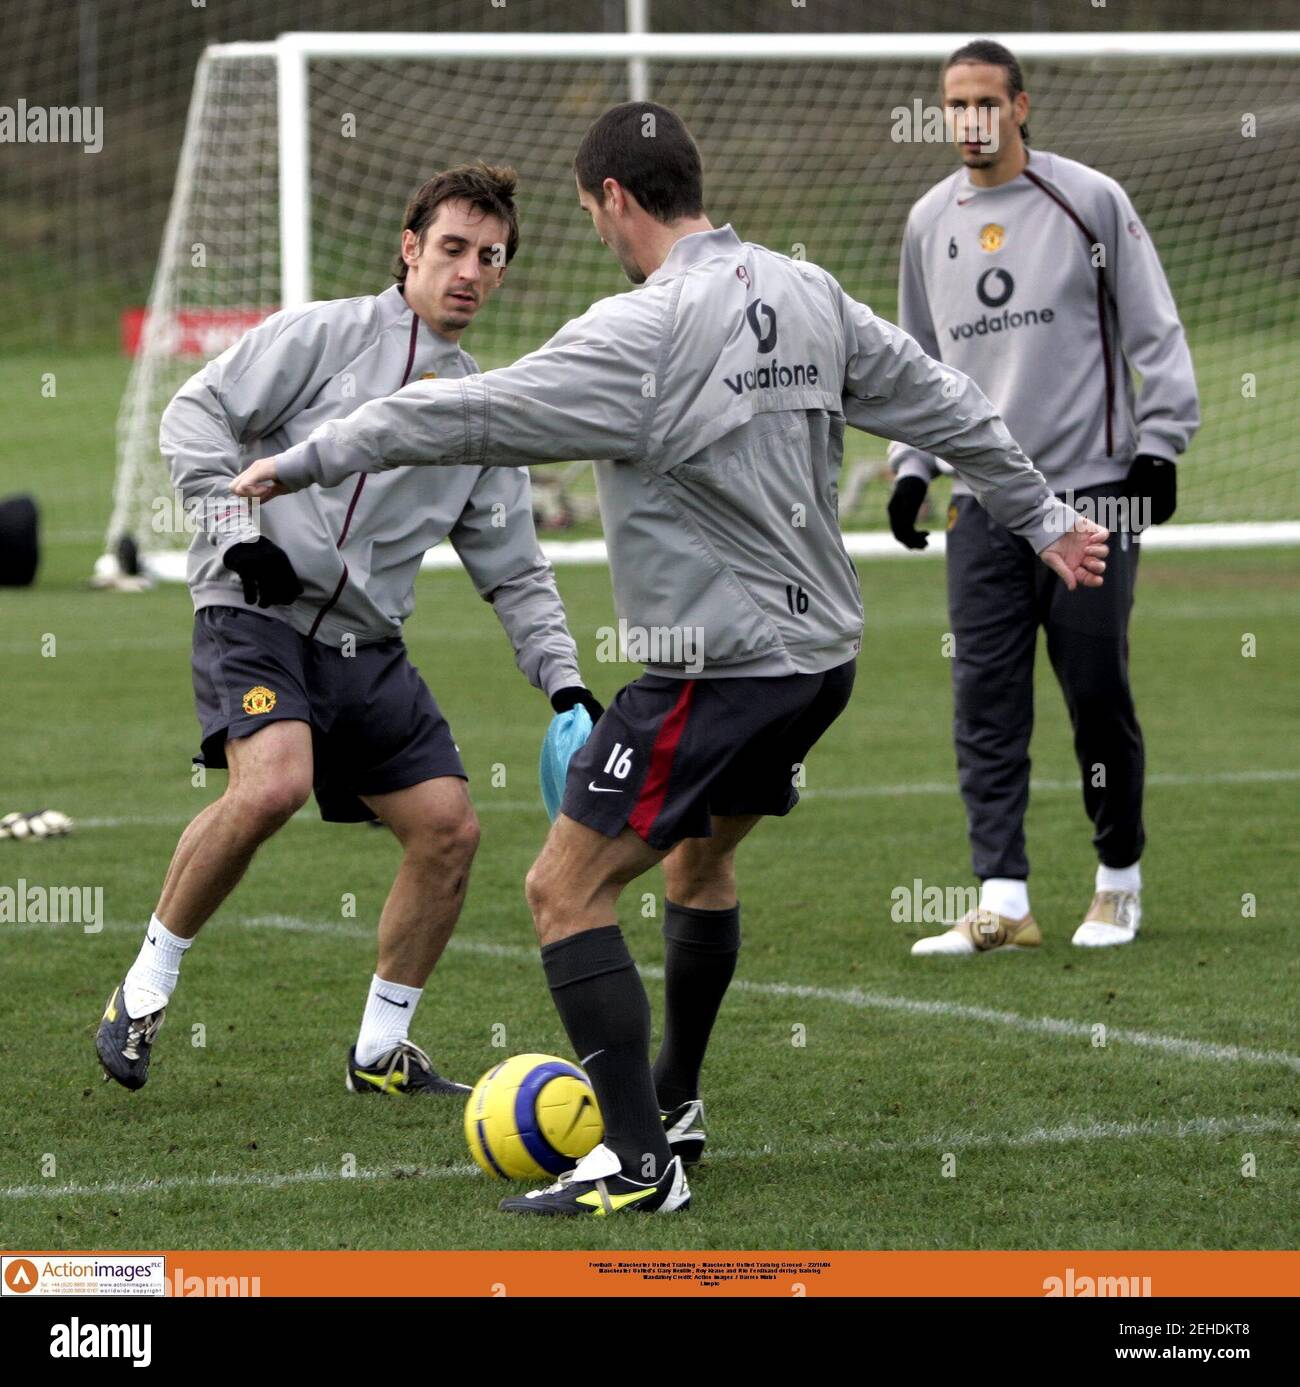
top-left (7, 1250), bottom-right (1296, 1298)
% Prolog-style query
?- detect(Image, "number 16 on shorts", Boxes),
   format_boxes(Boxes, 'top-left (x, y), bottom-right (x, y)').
top-left (603, 742), bottom-right (634, 780)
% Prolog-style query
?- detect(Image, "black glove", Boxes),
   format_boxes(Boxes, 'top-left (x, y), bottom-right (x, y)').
top-left (550, 686), bottom-right (604, 723)
top-left (222, 537), bottom-right (305, 608)
top-left (1127, 454), bottom-right (1177, 527)
top-left (887, 475), bottom-right (930, 550)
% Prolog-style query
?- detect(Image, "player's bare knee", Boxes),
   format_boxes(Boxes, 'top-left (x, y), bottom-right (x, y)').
top-left (403, 806), bottom-right (480, 873)
top-left (665, 845), bottom-right (735, 907)
top-left (225, 773), bottom-right (310, 838)
top-left (524, 857), bottom-right (553, 922)
top-left (669, 871), bottom-right (734, 909)
top-left (524, 853), bottom-right (578, 935)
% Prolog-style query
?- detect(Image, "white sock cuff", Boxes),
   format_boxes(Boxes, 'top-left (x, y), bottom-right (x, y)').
top-left (354, 974), bottom-right (424, 1067)
top-left (979, 878), bottom-right (1030, 919)
top-left (370, 975), bottom-right (422, 1005)
top-left (1096, 862), bottom-right (1142, 893)
top-left (150, 914), bottom-right (193, 951)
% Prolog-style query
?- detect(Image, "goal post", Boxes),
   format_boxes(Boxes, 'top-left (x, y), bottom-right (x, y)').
top-left (101, 30), bottom-right (1300, 581)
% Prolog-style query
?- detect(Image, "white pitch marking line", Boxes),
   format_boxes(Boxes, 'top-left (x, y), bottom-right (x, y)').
top-left (0, 1162), bottom-right (481, 1201)
top-left (59, 767), bottom-right (1300, 830)
top-left (718, 1113), bottom-right (1300, 1159)
top-left (720, 976), bottom-right (1300, 1074)
top-left (3, 1114), bottom-right (1293, 1202)
top-left (25, 914), bottom-right (1298, 1076)
top-left (923, 1114), bottom-right (1300, 1151)
top-left (250, 929), bottom-right (1300, 1075)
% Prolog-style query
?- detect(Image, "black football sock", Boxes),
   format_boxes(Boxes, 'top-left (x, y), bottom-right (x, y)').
top-left (541, 925), bottom-right (672, 1181)
top-left (652, 900), bottom-right (741, 1111)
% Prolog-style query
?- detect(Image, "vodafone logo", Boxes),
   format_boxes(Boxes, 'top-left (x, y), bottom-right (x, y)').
top-left (744, 299), bottom-right (778, 353)
top-left (4, 1258), bottom-right (39, 1293)
top-left (976, 267), bottom-right (1015, 308)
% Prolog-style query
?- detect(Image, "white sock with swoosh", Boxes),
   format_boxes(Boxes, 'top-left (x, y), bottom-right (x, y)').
top-left (123, 914), bottom-right (192, 1018)
top-left (355, 974), bottom-right (423, 1067)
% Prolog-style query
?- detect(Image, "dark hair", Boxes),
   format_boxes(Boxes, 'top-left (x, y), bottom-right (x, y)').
top-left (392, 161), bottom-right (519, 284)
top-left (573, 101), bottom-right (704, 223)
top-left (942, 39), bottom-right (1030, 144)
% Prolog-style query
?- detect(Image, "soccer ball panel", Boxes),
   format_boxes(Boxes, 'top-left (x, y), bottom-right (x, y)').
top-left (463, 1052), bottom-right (604, 1180)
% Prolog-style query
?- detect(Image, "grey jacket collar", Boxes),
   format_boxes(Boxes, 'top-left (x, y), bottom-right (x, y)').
top-left (376, 281), bottom-right (414, 325)
top-left (647, 224), bottom-right (742, 283)
top-left (957, 148), bottom-right (1049, 199)
top-left (377, 282), bottom-right (470, 363)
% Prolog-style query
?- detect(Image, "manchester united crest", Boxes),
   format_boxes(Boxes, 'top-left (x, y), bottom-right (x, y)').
top-left (242, 685), bottom-right (277, 715)
top-left (979, 223), bottom-right (1005, 252)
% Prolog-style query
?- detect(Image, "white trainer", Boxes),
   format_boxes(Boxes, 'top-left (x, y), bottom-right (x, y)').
top-left (911, 909), bottom-right (1042, 956)
top-left (1072, 889), bottom-right (1141, 948)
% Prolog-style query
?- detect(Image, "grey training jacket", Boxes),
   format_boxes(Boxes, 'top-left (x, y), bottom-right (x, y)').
top-left (161, 283), bottom-right (582, 696)
top-left (274, 225), bottom-right (1078, 679)
top-left (889, 149), bottom-right (1200, 494)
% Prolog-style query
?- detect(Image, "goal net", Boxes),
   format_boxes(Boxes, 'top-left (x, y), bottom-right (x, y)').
top-left (103, 32), bottom-right (1300, 579)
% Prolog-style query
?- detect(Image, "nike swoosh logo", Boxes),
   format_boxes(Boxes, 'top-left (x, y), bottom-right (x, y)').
top-left (587, 783), bottom-right (621, 794)
top-left (376, 994), bottom-right (409, 1008)
top-left (576, 1184), bottom-right (658, 1214)
top-left (580, 1049), bottom-right (604, 1067)
top-left (354, 1068), bottom-right (405, 1092)
top-left (146, 934), bottom-right (157, 946)
top-left (957, 196), bottom-right (974, 205)
top-left (562, 1094), bottom-right (594, 1141)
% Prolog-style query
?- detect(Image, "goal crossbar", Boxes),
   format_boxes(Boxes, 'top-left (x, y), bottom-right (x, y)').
top-left (211, 31), bottom-right (1300, 61)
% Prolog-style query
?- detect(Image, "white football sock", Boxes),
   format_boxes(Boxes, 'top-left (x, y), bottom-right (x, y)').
top-left (355, 975), bottom-right (423, 1066)
top-left (979, 878), bottom-right (1030, 919)
top-left (1097, 861), bottom-right (1142, 894)
top-left (123, 915), bottom-right (192, 1018)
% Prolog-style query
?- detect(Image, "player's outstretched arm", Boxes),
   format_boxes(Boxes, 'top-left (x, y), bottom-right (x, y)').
top-left (836, 286), bottom-right (1107, 586)
top-left (231, 295), bottom-right (663, 502)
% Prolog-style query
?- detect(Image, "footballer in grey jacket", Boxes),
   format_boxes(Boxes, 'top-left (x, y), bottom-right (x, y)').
top-left (96, 165), bottom-right (601, 1103)
top-left (236, 103), bottom-right (1108, 1218)
top-left (165, 268), bottom-right (582, 691)
top-left (890, 41), bottom-right (1201, 958)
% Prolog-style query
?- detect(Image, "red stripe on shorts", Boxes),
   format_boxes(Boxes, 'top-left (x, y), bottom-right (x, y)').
top-left (628, 681), bottom-right (697, 841)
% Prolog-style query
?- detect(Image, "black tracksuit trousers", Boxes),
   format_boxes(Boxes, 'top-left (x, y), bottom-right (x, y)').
top-left (945, 483), bottom-right (1145, 882)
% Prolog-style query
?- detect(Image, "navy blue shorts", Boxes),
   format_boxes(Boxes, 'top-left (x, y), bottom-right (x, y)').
top-left (191, 606), bottom-right (465, 822)
top-left (561, 659), bottom-right (856, 850)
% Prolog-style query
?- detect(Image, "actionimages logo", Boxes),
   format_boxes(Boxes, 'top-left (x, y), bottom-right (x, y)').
top-left (2, 1254), bottom-right (166, 1297)
top-left (4, 1258), bottom-right (39, 1293)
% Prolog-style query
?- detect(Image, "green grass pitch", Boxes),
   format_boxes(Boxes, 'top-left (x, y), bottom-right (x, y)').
top-left (0, 351), bottom-right (1297, 1252)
